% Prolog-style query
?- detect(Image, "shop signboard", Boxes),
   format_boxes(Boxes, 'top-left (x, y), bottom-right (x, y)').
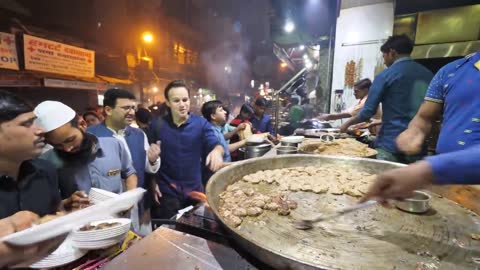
top-left (24, 34), bottom-right (95, 78)
top-left (0, 73), bottom-right (41, 87)
top-left (0, 32), bottom-right (19, 70)
top-left (44, 78), bottom-right (108, 91)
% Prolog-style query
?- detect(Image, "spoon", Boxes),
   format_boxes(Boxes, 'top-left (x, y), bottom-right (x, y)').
top-left (293, 200), bottom-right (378, 230)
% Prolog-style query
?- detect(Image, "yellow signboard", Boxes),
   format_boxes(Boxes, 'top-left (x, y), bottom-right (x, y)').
top-left (0, 32), bottom-right (19, 70)
top-left (23, 34), bottom-right (95, 78)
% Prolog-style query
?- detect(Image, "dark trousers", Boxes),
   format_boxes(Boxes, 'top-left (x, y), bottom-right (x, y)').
top-left (150, 193), bottom-right (197, 219)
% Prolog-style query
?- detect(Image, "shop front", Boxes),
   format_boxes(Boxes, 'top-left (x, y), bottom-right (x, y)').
top-left (0, 32), bottom-right (131, 112)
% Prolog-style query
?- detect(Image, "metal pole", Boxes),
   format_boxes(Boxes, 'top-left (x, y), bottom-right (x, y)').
top-left (274, 94), bottom-right (280, 135)
top-left (326, 25), bottom-right (334, 114)
top-left (273, 67), bottom-right (307, 96)
top-left (273, 67), bottom-right (307, 135)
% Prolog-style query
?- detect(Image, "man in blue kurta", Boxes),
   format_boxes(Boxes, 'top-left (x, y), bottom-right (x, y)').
top-left (150, 80), bottom-right (224, 219)
top-left (341, 34), bottom-right (433, 163)
top-left (397, 51), bottom-right (480, 156)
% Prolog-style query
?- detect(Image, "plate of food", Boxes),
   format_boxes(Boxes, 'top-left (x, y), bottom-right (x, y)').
top-left (72, 218), bottom-right (131, 243)
top-left (299, 138), bottom-right (377, 158)
top-left (1, 188), bottom-right (145, 246)
top-left (73, 218), bottom-right (131, 236)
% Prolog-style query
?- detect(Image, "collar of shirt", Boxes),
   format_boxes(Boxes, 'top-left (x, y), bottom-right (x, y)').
top-left (212, 124), bottom-right (222, 133)
top-left (164, 113), bottom-right (193, 128)
top-left (392, 56), bottom-right (411, 66)
top-left (104, 125), bottom-right (132, 159)
top-left (107, 126), bottom-right (126, 137)
top-left (466, 52), bottom-right (480, 69)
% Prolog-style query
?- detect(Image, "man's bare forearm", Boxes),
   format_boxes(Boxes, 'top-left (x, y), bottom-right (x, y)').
top-left (407, 101), bottom-right (443, 136)
top-left (125, 174), bottom-right (138, 191)
top-left (228, 140), bottom-right (245, 152)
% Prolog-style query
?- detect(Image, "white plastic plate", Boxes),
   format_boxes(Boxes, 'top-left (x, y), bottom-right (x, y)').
top-left (1, 188), bottom-right (145, 246)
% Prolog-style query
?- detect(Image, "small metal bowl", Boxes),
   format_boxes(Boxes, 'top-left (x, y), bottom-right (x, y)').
top-left (276, 146), bottom-right (298, 155)
top-left (395, 190), bottom-right (431, 214)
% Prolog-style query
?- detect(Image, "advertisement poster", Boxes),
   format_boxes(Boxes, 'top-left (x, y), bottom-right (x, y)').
top-left (24, 34), bottom-right (95, 78)
top-left (330, 2), bottom-right (394, 115)
top-left (0, 32), bottom-right (19, 70)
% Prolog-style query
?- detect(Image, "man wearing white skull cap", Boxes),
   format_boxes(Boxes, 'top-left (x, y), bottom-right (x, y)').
top-left (36, 101), bottom-right (138, 199)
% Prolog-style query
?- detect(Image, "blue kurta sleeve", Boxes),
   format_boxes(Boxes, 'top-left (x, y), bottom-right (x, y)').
top-left (426, 145), bottom-right (480, 185)
top-left (357, 73), bottom-right (387, 122)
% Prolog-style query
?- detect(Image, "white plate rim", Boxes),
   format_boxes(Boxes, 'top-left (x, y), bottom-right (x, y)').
top-left (2, 188), bottom-right (144, 245)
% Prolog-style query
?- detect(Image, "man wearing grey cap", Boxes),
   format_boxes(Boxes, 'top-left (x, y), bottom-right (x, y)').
top-left (35, 101), bottom-right (138, 197)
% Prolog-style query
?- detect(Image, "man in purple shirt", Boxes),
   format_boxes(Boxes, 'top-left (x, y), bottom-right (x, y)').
top-left (361, 145), bottom-right (480, 203)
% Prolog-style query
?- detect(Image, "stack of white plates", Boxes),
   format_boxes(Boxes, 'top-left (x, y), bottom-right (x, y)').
top-left (30, 236), bottom-right (87, 269)
top-left (89, 188), bottom-right (119, 204)
top-left (71, 218), bottom-right (131, 250)
top-left (2, 188), bottom-right (145, 247)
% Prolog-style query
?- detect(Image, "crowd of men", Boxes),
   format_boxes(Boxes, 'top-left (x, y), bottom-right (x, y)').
top-left (0, 34), bottom-right (479, 267)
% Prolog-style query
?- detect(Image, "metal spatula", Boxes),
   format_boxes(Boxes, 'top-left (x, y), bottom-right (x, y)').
top-left (293, 200), bottom-right (378, 230)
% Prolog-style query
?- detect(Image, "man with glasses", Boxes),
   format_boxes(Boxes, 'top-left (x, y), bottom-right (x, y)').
top-left (87, 88), bottom-right (160, 234)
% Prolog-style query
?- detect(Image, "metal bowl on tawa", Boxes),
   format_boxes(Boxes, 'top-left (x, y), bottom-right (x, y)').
top-left (245, 143), bottom-right (271, 159)
top-left (395, 190), bottom-right (431, 214)
top-left (206, 155), bottom-right (480, 270)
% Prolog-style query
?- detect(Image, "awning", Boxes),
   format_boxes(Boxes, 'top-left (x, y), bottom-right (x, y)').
top-left (44, 78), bottom-right (108, 91)
top-left (0, 70), bottom-right (41, 87)
top-left (96, 75), bottom-right (132, 85)
top-left (0, 69), bottom-right (132, 90)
